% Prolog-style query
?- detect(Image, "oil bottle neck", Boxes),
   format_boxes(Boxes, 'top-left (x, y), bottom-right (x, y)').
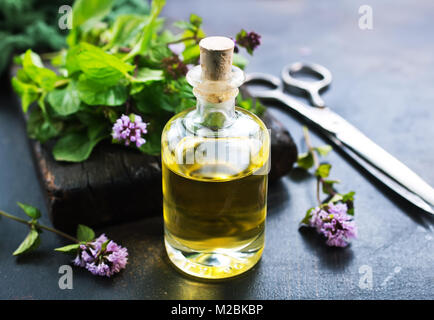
top-left (195, 92), bottom-right (237, 129)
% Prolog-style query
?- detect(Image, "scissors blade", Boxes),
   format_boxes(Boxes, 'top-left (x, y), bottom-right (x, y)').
top-left (326, 134), bottom-right (434, 215)
top-left (245, 75), bottom-right (434, 211)
top-left (295, 103), bottom-right (434, 210)
top-left (334, 122), bottom-right (434, 207)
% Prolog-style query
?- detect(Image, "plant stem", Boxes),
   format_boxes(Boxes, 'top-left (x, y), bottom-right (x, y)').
top-left (166, 36), bottom-right (201, 45)
top-left (0, 210), bottom-right (79, 243)
top-left (303, 126), bottom-right (322, 205)
top-left (302, 126), bottom-right (338, 206)
top-left (54, 79), bottom-right (69, 88)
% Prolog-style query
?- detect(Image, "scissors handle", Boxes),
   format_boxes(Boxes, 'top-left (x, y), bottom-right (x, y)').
top-left (281, 62), bottom-right (332, 108)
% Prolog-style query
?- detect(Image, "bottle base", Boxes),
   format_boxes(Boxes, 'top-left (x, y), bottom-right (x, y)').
top-left (164, 237), bottom-right (263, 280)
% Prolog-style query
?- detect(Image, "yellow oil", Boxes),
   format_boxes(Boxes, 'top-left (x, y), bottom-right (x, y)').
top-left (162, 112), bottom-right (269, 279)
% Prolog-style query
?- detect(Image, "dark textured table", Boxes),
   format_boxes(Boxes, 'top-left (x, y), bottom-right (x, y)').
top-left (1, 0), bottom-right (433, 300)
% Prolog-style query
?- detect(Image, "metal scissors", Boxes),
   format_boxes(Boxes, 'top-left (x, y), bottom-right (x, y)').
top-left (245, 62), bottom-right (434, 215)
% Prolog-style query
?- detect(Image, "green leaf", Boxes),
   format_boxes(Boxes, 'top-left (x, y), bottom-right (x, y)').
top-left (52, 124), bottom-right (108, 162)
top-left (76, 224), bottom-right (95, 242)
top-left (13, 229), bottom-right (40, 256)
top-left (65, 45), bottom-right (82, 75)
top-left (132, 68), bottom-right (164, 83)
top-left (329, 193), bottom-right (343, 204)
top-left (11, 77), bottom-right (40, 112)
top-left (106, 14), bottom-right (148, 48)
top-left (315, 163), bottom-right (332, 178)
top-left (139, 130), bottom-right (161, 155)
top-left (315, 145), bottom-right (332, 157)
top-left (300, 207), bottom-right (315, 225)
top-left (72, 0), bottom-right (114, 30)
top-left (17, 202), bottom-right (41, 219)
top-left (297, 152), bottom-right (314, 170)
top-left (47, 81), bottom-right (81, 116)
top-left (76, 43), bottom-right (134, 85)
top-left (342, 191), bottom-right (355, 215)
top-left (124, 0), bottom-right (166, 60)
top-left (342, 191), bottom-right (355, 202)
top-left (100, 240), bottom-right (110, 252)
top-left (27, 108), bottom-right (63, 143)
top-left (77, 77), bottom-right (127, 106)
top-left (182, 44), bottom-right (200, 63)
top-left (237, 96), bottom-right (266, 116)
top-left (54, 243), bottom-right (81, 253)
top-left (189, 14), bottom-right (202, 28)
top-left (322, 179), bottom-right (340, 195)
top-left (22, 50), bottom-right (57, 90)
top-left (233, 53), bottom-right (248, 70)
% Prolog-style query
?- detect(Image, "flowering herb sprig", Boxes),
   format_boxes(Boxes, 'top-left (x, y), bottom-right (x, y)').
top-left (0, 203), bottom-right (128, 277)
top-left (234, 29), bottom-right (261, 55)
top-left (297, 127), bottom-right (357, 247)
top-left (11, 0), bottom-right (262, 163)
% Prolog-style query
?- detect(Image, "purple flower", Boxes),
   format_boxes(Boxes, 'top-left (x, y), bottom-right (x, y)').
top-left (162, 55), bottom-right (188, 79)
top-left (308, 203), bottom-right (357, 247)
top-left (112, 114), bottom-right (147, 148)
top-left (235, 29), bottom-right (261, 55)
top-left (73, 234), bottom-right (128, 277)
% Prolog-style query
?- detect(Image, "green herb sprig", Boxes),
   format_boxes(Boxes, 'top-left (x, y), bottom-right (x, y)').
top-left (11, 0), bottom-right (261, 163)
top-left (297, 126), bottom-right (355, 225)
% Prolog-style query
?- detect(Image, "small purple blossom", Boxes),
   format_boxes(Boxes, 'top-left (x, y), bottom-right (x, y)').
top-left (73, 234), bottom-right (128, 277)
top-left (235, 29), bottom-right (261, 55)
top-left (162, 55), bottom-right (188, 79)
top-left (112, 114), bottom-right (147, 148)
top-left (308, 203), bottom-right (357, 247)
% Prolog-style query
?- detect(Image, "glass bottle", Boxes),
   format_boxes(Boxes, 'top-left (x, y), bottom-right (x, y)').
top-left (161, 36), bottom-right (270, 279)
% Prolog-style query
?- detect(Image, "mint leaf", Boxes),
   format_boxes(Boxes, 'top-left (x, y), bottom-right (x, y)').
top-left (124, 0), bottom-right (166, 60)
top-left (52, 124), bottom-right (108, 162)
top-left (72, 0), bottom-right (114, 30)
top-left (77, 77), bottom-right (127, 106)
top-left (132, 68), bottom-right (164, 83)
top-left (315, 145), bottom-right (332, 157)
top-left (54, 243), bottom-right (81, 253)
top-left (342, 191), bottom-right (355, 202)
top-left (27, 108), bottom-right (63, 143)
top-left (182, 44), bottom-right (200, 63)
top-left (22, 50), bottom-right (57, 91)
top-left (100, 240), bottom-right (110, 252)
top-left (76, 224), bottom-right (95, 242)
top-left (189, 14), bottom-right (202, 28)
top-left (106, 14), bottom-right (148, 48)
top-left (322, 179), bottom-right (340, 195)
top-left (342, 191), bottom-right (355, 215)
top-left (233, 53), bottom-right (248, 70)
top-left (76, 43), bottom-right (134, 85)
top-left (47, 81), bottom-right (81, 116)
top-left (300, 207), bottom-right (315, 225)
top-left (13, 229), bottom-right (40, 256)
top-left (17, 202), bottom-right (41, 219)
top-left (329, 193), bottom-right (343, 204)
top-left (297, 152), bottom-right (314, 170)
top-left (11, 77), bottom-right (40, 112)
top-left (315, 163), bottom-right (332, 178)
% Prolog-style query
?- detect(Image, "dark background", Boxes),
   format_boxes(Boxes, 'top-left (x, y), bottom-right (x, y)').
top-left (1, 0), bottom-right (433, 299)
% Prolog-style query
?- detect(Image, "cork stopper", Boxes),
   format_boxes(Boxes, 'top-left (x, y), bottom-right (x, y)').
top-left (199, 36), bottom-right (234, 81)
